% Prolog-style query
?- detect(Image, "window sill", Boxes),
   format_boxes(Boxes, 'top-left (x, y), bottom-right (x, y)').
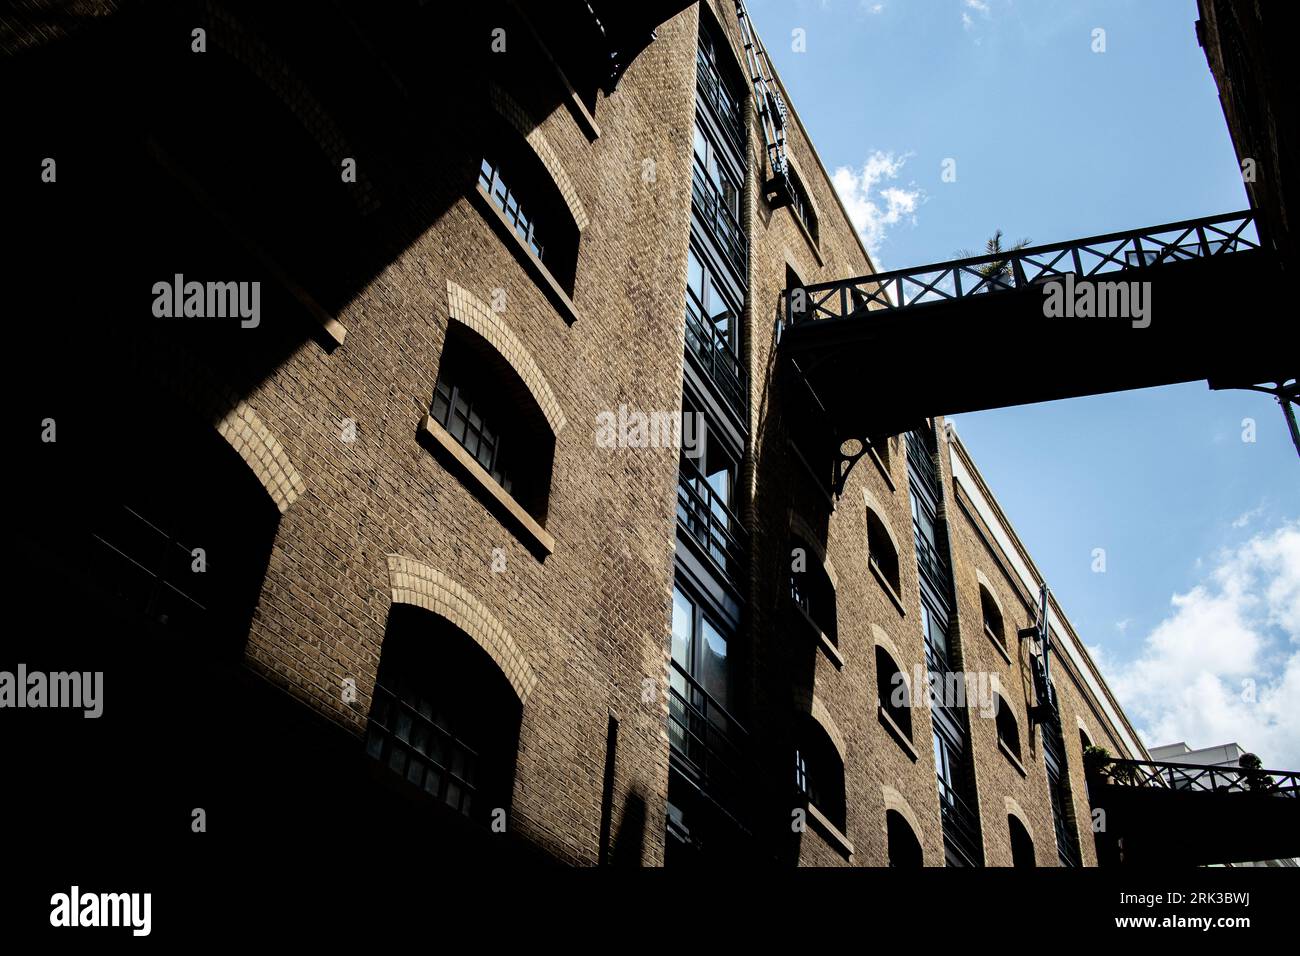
top-left (790, 600), bottom-right (844, 670)
top-left (999, 739), bottom-right (1028, 777)
top-left (985, 624), bottom-right (1012, 665)
top-left (869, 559), bottom-right (907, 617)
top-left (419, 414), bottom-right (555, 557)
top-left (470, 184), bottom-right (580, 326)
top-left (877, 704), bottom-right (918, 762)
top-left (801, 797), bottom-right (854, 861)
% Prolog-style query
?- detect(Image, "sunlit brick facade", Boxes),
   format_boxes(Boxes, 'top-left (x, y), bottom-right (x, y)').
top-left (8, 0), bottom-right (1147, 870)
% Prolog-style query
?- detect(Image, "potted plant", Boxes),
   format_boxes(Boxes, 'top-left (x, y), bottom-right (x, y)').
top-left (1083, 744), bottom-right (1112, 781)
top-left (1239, 752), bottom-right (1272, 793)
top-left (959, 229), bottom-right (1031, 292)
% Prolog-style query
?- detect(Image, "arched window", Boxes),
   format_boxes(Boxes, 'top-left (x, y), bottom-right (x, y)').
top-left (980, 585), bottom-right (1005, 647)
top-left (867, 508), bottom-right (901, 597)
top-left (476, 115), bottom-right (581, 295)
top-left (995, 693), bottom-right (1021, 761)
top-left (1009, 814), bottom-right (1036, 867)
top-left (790, 533), bottom-right (838, 645)
top-left (876, 646), bottom-right (912, 740)
top-left (794, 716), bottom-right (846, 832)
top-left (429, 323), bottom-right (557, 525)
top-left (365, 605), bottom-right (523, 825)
top-left (887, 809), bottom-right (923, 867)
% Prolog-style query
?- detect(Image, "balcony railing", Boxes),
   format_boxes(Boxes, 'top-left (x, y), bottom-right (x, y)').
top-left (937, 774), bottom-right (982, 867)
top-left (696, 46), bottom-right (746, 152)
top-left (1094, 758), bottom-right (1300, 796)
top-left (676, 459), bottom-right (747, 583)
top-left (668, 659), bottom-right (749, 816)
top-left (684, 296), bottom-right (748, 424)
top-left (691, 163), bottom-right (748, 282)
top-left (785, 211), bottom-right (1259, 323)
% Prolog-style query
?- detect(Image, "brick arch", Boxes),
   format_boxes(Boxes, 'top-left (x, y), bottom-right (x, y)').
top-left (211, 397), bottom-right (308, 514)
top-left (139, 349), bottom-right (307, 514)
top-left (788, 508), bottom-right (839, 590)
top-left (445, 281), bottom-right (567, 436)
top-left (975, 569), bottom-right (1005, 618)
top-left (488, 84), bottom-right (589, 232)
top-left (385, 555), bottom-right (538, 704)
top-left (861, 488), bottom-right (900, 555)
top-left (871, 624), bottom-right (911, 693)
top-left (881, 785), bottom-right (926, 862)
top-left (1005, 796), bottom-right (1036, 843)
top-left (1076, 715), bottom-right (1095, 747)
top-left (793, 688), bottom-right (847, 765)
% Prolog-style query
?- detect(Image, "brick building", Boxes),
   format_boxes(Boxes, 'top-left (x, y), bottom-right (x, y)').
top-left (7, 0), bottom-right (1149, 871)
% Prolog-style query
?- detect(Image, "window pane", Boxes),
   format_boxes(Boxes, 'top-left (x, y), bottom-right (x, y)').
top-left (687, 249), bottom-right (704, 302)
top-left (706, 458), bottom-right (731, 511)
top-left (671, 587), bottom-right (693, 670)
top-left (700, 616), bottom-right (729, 710)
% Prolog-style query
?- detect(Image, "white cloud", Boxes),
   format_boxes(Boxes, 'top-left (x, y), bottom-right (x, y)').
top-left (1232, 504), bottom-right (1265, 529)
top-left (830, 151), bottom-right (923, 262)
top-left (962, 0), bottom-right (991, 32)
top-left (1104, 522), bottom-right (1300, 769)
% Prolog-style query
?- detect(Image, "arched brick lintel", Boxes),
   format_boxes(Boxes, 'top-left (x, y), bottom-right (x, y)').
top-left (385, 554), bottom-right (538, 705)
top-left (445, 280), bottom-right (568, 436)
top-left (881, 785), bottom-right (927, 865)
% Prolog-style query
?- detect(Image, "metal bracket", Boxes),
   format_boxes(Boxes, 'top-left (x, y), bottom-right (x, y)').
top-left (831, 438), bottom-right (870, 499)
top-left (1208, 378), bottom-right (1298, 457)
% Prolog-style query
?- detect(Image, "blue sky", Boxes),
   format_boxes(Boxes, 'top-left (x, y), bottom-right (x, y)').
top-left (749, 0), bottom-right (1299, 766)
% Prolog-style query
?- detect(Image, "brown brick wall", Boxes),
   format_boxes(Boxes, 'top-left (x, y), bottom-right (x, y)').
top-left (14, 0), bottom-right (1151, 868)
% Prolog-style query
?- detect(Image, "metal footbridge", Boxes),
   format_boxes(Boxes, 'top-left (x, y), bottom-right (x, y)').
top-left (778, 210), bottom-right (1296, 491)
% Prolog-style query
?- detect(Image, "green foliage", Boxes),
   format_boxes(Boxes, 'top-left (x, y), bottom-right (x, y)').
top-left (1239, 752), bottom-right (1273, 792)
top-left (959, 229), bottom-right (1032, 284)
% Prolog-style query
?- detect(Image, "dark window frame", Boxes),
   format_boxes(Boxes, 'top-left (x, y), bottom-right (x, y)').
top-left (364, 607), bottom-right (522, 827)
top-left (995, 693), bottom-right (1021, 760)
top-left (696, 13), bottom-right (746, 149)
top-left (474, 116), bottom-right (581, 297)
top-left (981, 585), bottom-right (1006, 648)
top-left (478, 155), bottom-right (545, 261)
top-left (867, 508), bottom-right (902, 596)
top-left (887, 809), bottom-right (924, 867)
top-left (790, 533), bottom-right (838, 644)
top-left (428, 326), bottom-right (556, 524)
top-left (876, 646), bottom-right (912, 740)
top-left (795, 717), bottom-right (847, 832)
top-left (1009, 814), bottom-right (1036, 867)
top-left (430, 374), bottom-right (512, 495)
top-left (788, 167), bottom-right (819, 245)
